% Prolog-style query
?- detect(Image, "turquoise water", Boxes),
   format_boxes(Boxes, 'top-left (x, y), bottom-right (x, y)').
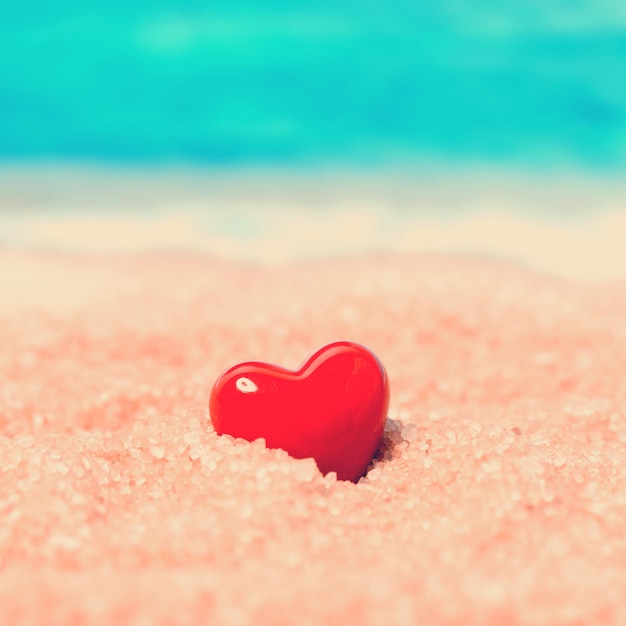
top-left (1, 1), bottom-right (626, 169)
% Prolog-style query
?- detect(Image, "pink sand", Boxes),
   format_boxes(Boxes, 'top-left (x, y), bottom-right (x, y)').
top-left (2, 251), bottom-right (626, 625)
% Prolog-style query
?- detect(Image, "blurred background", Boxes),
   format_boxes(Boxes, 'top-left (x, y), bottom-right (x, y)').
top-left (1, 0), bottom-right (626, 278)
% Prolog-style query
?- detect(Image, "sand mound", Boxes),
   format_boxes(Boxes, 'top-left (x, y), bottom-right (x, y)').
top-left (1, 251), bottom-right (626, 625)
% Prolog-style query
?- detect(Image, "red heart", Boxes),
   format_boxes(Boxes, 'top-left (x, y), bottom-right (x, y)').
top-left (209, 341), bottom-right (390, 482)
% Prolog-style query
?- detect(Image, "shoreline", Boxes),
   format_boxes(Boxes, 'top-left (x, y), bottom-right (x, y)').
top-left (1, 165), bottom-right (625, 281)
top-left (2, 162), bottom-right (626, 213)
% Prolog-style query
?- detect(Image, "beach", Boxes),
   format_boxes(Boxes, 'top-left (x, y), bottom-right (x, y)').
top-left (2, 243), bottom-right (626, 624)
top-left (3, 0), bottom-right (626, 620)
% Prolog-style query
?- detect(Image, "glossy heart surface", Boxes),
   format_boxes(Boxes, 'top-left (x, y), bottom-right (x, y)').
top-left (209, 341), bottom-right (390, 482)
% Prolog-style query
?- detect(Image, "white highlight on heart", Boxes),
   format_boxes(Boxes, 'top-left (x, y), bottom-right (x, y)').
top-left (236, 377), bottom-right (258, 393)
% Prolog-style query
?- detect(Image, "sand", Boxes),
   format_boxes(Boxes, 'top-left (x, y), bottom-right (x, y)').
top-left (1, 250), bottom-right (626, 625)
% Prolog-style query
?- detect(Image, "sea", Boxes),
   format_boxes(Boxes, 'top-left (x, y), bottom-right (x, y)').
top-left (1, 1), bottom-right (626, 279)
top-left (2, 1), bottom-right (626, 168)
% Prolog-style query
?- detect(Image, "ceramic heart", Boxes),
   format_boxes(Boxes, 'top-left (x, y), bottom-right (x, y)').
top-left (209, 341), bottom-right (389, 482)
